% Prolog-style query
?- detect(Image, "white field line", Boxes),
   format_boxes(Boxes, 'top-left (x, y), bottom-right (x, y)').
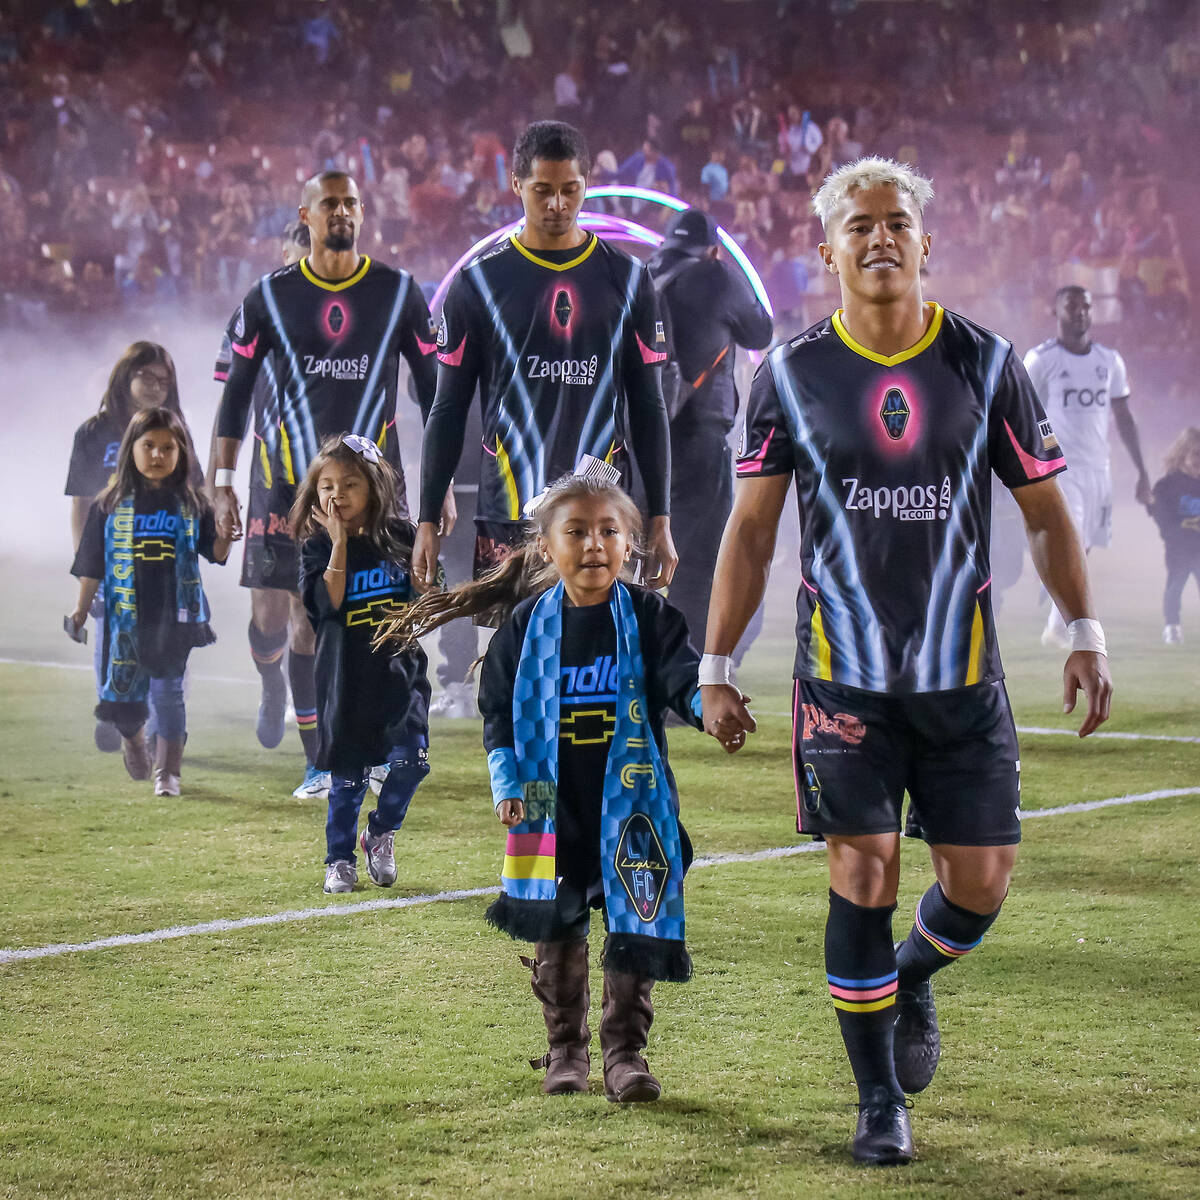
top-left (2, 786), bottom-right (1196, 968)
top-left (6, 659), bottom-right (1198, 743)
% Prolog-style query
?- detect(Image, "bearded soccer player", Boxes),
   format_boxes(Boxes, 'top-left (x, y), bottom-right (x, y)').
top-left (701, 159), bottom-right (1111, 1165)
top-left (412, 120), bottom-right (677, 599)
top-left (214, 171), bottom-right (438, 798)
top-left (1024, 284), bottom-right (1150, 648)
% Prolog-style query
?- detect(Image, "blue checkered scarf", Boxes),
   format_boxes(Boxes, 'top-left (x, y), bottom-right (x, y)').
top-left (100, 493), bottom-right (209, 705)
top-left (485, 580), bottom-right (691, 982)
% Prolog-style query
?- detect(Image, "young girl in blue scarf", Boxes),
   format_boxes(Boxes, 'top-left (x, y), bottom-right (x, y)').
top-left (69, 407), bottom-right (232, 795)
top-left (384, 470), bottom-right (746, 1103)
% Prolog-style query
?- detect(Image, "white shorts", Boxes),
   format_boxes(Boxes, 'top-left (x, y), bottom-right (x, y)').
top-left (1057, 466), bottom-right (1112, 550)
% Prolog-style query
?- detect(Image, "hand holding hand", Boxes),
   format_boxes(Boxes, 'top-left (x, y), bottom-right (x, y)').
top-left (213, 487), bottom-right (242, 540)
top-left (412, 522), bottom-right (442, 594)
top-left (644, 516), bottom-right (679, 589)
top-left (701, 684), bottom-right (757, 752)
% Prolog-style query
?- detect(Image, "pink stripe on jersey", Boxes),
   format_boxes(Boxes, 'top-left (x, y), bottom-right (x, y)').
top-left (977, 577), bottom-right (992, 593)
top-left (1005, 419), bottom-right (1066, 480)
top-left (437, 335), bottom-right (466, 367)
top-left (636, 332), bottom-right (667, 365)
top-left (232, 333), bottom-right (259, 359)
top-left (213, 369), bottom-right (229, 382)
top-left (415, 336), bottom-right (436, 356)
top-left (736, 427), bottom-right (776, 475)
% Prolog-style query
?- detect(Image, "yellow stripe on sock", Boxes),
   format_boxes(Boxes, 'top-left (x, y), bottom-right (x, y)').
top-left (832, 996), bottom-right (897, 1013)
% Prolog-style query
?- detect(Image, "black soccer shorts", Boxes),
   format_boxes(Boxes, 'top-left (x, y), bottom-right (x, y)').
top-left (240, 476), bottom-right (300, 591)
top-left (791, 677), bottom-right (1021, 846)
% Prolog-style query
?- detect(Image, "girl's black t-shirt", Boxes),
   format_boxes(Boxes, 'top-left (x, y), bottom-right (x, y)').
top-left (555, 601), bottom-right (618, 891)
top-left (72, 485), bottom-right (219, 673)
top-left (65, 415), bottom-right (123, 499)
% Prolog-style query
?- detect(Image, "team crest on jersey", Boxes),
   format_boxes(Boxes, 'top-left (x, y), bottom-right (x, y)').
top-left (614, 813), bottom-right (669, 923)
top-left (553, 289), bottom-right (572, 329)
top-left (1096, 364), bottom-right (1108, 381)
top-left (1038, 418), bottom-right (1060, 451)
top-left (880, 387), bottom-right (910, 440)
top-left (327, 303), bottom-right (345, 335)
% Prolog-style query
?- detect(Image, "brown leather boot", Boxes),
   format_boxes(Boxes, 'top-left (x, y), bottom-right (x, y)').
top-left (522, 939), bottom-right (590, 1094)
top-left (153, 737), bottom-right (185, 797)
top-left (121, 727), bottom-right (152, 781)
top-left (600, 969), bottom-right (661, 1102)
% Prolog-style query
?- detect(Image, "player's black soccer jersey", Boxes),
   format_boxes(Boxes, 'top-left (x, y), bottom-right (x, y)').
top-left (418, 233), bottom-right (669, 525)
top-left (217, 256), bottom-right (437, 484)
top-left (737, 303), bottom-right (1066, 694)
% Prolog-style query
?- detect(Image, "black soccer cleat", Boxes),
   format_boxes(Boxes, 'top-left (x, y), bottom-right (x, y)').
top-left (893, 977), bottom-right (941, 1093)
top-left (852, 1085), bottom-right (914, 1165)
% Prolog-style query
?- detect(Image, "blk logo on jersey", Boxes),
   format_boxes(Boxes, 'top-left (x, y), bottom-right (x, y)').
top-left (614, 813), bottom-right (669, 922)
top-left (880, 388), bottom-right (910, 440)
top-left (327, 303), bottom-right (345, 335)
top-left (553, 289), bottom-right (572, 329)
top-left (320, 297), bottom-right (352, 341)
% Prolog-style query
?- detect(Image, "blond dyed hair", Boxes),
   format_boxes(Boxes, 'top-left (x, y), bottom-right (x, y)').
top-left (812, 156), bottom-right (934, 229)
top-left (1163, 427), bottom-right (1200, 475)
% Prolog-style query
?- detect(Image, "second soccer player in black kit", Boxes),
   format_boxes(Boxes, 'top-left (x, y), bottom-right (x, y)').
top-left (213, 171), bottom-right (438, 798)
top-left (412, 120), bottom-right (677, 600)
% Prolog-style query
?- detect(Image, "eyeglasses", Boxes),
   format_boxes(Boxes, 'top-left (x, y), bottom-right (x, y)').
top-left (133, 369), bottom-right (171, 389)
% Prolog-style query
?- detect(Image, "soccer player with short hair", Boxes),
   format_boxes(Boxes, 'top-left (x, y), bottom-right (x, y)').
top-left (412, 120), bottom-right (677, 600)
top-left (701, 158), bottom-right (1112, 1165)
top-left (1024, 285), bottom-right (1150, 646)
top-left (214, 171), bottom-right (438, 798)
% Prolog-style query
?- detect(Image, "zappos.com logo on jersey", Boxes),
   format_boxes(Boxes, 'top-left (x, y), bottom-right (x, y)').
top-left (841, 475), bottom-right (952, 520)
top-left (303, 353), bottom-right (370, 380)
top-left (525, 353), bottom-right (599, 387)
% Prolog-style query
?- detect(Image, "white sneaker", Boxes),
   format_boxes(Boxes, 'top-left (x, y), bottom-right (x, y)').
top-left (323, 860), bottom-right (357, 894)
top-left (1163, 624), bottom-right (1183, 645)
top-left (292, 765), bottom-right (331, 799)
top-left (368, 763), bottom-right (390, 796)
top-left (360, 828), bottom-right (397, 887)
top-left (430, 680), bottom-right (479, 719)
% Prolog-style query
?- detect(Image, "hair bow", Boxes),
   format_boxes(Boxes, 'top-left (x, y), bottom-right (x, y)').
top-left (522, 454), bottom-right (621, 517)
top-left (342, 434), bottom-right (381, 464)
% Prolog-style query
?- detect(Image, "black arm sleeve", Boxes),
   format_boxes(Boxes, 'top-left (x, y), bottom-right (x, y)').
top-left (478, 603), bottom-right (530, 754)
top-left (721, 264), bottom-right (774, 351)
top-left (623, 268), bottom-right (671, 517)
top-left (399, 279), bottom-right (438, 422)
top-left (641, 591), bottom-right (703, 729)
top-left (418, 274), bottom-right (483, 523)
top-left (215, 288), bottom-right (270, 442)
top-left (298, 533), bottom-right (336, 629)
top-left (70, 504), bottom-right (106, 578)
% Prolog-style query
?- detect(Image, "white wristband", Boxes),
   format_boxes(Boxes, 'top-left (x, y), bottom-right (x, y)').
top-left (1067, 618), bottom-right (1107, 656)
top-left (214, 468), bottom-right (236, 489)
top-left (698, 654), bottom-right (734, 686)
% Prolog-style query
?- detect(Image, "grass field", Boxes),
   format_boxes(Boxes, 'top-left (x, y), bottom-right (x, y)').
top-left (2, 506), bottom-right (1198, 1199)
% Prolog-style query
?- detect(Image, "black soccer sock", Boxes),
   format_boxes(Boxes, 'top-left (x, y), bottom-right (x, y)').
top-left (248, 620), bottom-right (287, 678)
top-left (825, 888), bottom-right (903, 1103)
top-left (896, 881), bottom-right (1001, 990)
top-left (288, 650), bottom-right (319, 762)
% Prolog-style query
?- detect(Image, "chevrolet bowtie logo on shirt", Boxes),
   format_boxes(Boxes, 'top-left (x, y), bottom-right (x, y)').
top-left (558, 708), bottom-right (616, 745)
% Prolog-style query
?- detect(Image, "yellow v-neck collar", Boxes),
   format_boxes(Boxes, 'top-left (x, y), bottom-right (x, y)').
top-left (508, 233), bottom-right (597, 272)
top-left (832, 302), bottom-right (944, 366)
top-left (300, 255), bottom-right (371, 292)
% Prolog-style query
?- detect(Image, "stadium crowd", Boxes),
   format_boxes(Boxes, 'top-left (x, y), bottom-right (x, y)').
top-left (0, 0), bottom-right (1195, 380)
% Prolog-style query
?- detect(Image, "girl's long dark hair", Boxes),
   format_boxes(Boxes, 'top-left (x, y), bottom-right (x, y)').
top-left (376, 474), bottom-right (643, 651)
top-left (289, 435), bottom-right (414, 561)
top-left (94, 341), bottom-right (183, 432)
top-left (96, 406), bottom-right (207, 515)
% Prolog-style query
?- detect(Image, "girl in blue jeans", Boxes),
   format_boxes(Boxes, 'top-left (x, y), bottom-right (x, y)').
top-left (70, 407), bottom-right (232, 795)
top-left (292, 435), bottom-right (431, 895)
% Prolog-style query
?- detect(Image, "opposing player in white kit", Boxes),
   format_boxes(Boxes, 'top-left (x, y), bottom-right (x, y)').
top-left (1024, 285), bottom-right (1151, 645)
